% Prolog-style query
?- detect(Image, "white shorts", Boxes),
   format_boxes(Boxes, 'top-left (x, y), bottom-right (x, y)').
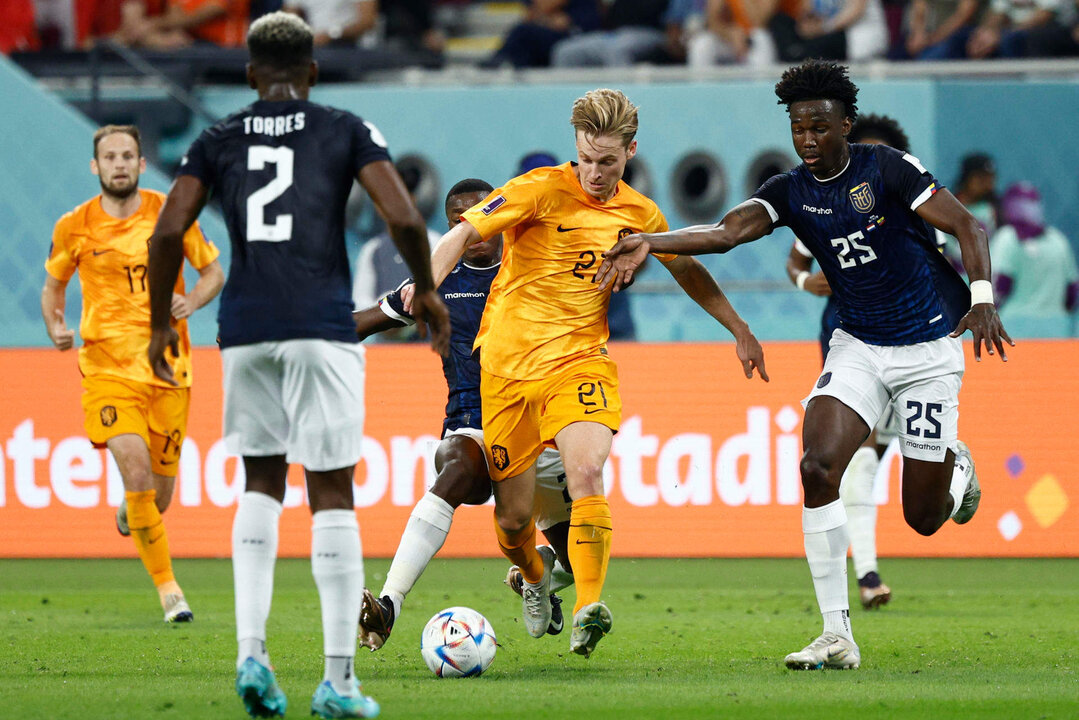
top-left (222, 339), bottom-right (366, 471)
top-left (803, 329), bottom-right (964, 462)
top-left (874, 403), bottom-right (901, 444)
top-left (443, 432), bottom-right (569, 530)
top-left (533, 448), bottom-right (571, 532)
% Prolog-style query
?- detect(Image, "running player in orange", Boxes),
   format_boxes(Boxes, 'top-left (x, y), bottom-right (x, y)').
top-left (423, 89), bottom-right (768, 658)
top-left (42, 125), bottom-right (224, 623)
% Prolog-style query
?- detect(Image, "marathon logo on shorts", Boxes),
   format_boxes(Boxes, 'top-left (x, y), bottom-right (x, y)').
top-left (100, 406), bottom-right (118, 427)
top-left (480, 195), bottom-right (506, 215)
top-left (816, 372), bottom-right (832, 389)
top-left (491, 444), bottom-right (510, 471)
top-left (849, 182), bottom-right (875, 213)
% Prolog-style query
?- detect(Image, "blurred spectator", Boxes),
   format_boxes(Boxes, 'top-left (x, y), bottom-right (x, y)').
top-left (687, 0), bottom-right (800, 66)
top-left (1, 0), bottom-right (41, 52)
top-left (111, 0), bottom-right (192, 49)
top-left (652, 0), bottom-right (710, 65)
top-left (352, 163), bottom-right (442, 317)
top-left (990, 182), bottom-right (1079, 327)
top-left (1023, 0), bottom-right (1079, 54)
top-left (168, 0), bottom-right (250, 46)
top-left (383, 0), bottom-right (444, 54)
top-left (936, 152), bottom-right (998, 268)
top-left (517, 150), bottom-right (560, 174)
top-left (902, 0), bottom-right (982, 59)
top-left (771, 0), bottom-right (889, 61)
top-left (284, 0), bottom-right (377, 46)
top-left (967, 0), bottom-right (1072, 57)
top-left (95, 0), bottom-right (248, 48)
top-left (954, 153), bottom-right (998, 234)
top-left (550, 0), bottom-right (670, 67)
top-left (483, 0), bottom-right (602, 68)
top-left (34, 0), bottom-right (77, 49)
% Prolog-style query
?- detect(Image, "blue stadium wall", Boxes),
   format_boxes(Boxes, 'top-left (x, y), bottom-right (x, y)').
top-left (3, 56), bottom-right (1077, 348)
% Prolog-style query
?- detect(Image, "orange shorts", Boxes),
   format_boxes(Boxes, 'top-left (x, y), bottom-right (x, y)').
top-left (481, 353), bottom-right (621, 481)
top-left (81, 375), bottom-right (190, 477)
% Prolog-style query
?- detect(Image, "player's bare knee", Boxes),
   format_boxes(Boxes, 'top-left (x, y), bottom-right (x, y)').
top-left (565, 462), bottom-right (604, 499)
top-left (431, 459), bottom-right (490, 508)
top-left (494, 508), bottom-right (531, 538)
top-left (799, 454), bottom-right (839, 492)
top-left (121, 465), bottom-right (154, 492)
top-left (903, 505), bottom-right (945, 537)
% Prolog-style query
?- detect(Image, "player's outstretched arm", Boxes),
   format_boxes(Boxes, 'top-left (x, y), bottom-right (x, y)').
top-left (353, 304), bottom-right (407, 340)
top-left (41, 275), bottom-right (75, 351)
top-left (359, 160), bottom-right (450, 355)
top-left (661, 255), bottom-right (769, 382)
top-left (596, 200), bottom-right (773, 292)
top-left (917, 188), bottom-right (1014, 362)
top-left (147, 175), bottom-right (208, 384)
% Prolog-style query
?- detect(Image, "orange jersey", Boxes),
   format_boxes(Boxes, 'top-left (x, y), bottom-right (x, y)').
top-left (462, 162), bottom-right (669, 381)
top-left (45, 188), bottom-right (219, 388)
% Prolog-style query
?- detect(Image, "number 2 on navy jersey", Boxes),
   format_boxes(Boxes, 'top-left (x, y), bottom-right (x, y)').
top-left (246, 146), bottom-right (294, 242)
top-left (830, 230), bottom-right (878, 269)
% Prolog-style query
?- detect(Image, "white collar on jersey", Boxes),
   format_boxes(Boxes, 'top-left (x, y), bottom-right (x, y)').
top-left (462, 260), bottom-right (502, 271)
top-left (811, 156), bottom-right (851, 184)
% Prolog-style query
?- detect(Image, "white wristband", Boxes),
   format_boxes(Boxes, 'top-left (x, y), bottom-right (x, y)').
top-left (970, 279), bottom-right (994, 306)
top-left (795, 271), bottom-right (810, 291)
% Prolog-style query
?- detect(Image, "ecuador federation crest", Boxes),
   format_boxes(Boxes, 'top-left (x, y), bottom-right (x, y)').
top-left (848, 182), bottom-right (875, 213)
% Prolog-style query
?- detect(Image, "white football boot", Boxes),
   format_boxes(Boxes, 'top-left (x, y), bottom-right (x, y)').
top-left (784, 632), bottom-right (861, 670)
top-left (520, 546), bottom-right (554, 638)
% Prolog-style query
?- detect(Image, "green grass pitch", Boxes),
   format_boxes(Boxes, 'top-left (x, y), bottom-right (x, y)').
top-left (2, 557), bottom-right (1076, 719)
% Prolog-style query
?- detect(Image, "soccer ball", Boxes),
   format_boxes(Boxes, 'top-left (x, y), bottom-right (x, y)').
top-left (420, 606), bottom-right (497, 678)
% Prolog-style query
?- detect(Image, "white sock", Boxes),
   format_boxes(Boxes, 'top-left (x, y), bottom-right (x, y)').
top-left (803, 500), bottom-right (854, 642)
top-left (550, 557), bottom-right (574, 594)
top-left (233, 491), bottom-right (282, 669)
top-left (312, 509), bottom-right (363, 696)
top-left (380, 492), bottom-right (455, 616)
top-left (840, 447), bottom-right (881, 580)
top-left (948, 449), bottom-right (971, 519)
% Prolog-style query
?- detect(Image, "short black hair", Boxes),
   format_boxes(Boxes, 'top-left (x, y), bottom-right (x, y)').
top-left (247, 11), bottom-right (313, 70)
top-left (446, 178), bottom-right (494, 203)
top-left (849, 113), bottom-right (909, 153)
top-left (774, 59), bottom-right (859, 122)
top-left (958, 153), bottom-right (996, 185)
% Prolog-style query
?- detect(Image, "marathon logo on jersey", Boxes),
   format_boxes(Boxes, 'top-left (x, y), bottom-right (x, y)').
top-left (491, 444), bottom-right (510, 471)
top-left (848, 182), bottom-right (875, 213)
top-left (816, 372), bottom-right (832, 389)
top-left (100, 406), bottom-right (118, 427)
top-left (480, 195), bottom-right (506, 215)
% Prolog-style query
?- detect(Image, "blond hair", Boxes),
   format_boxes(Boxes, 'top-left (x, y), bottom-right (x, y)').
top-left (93, 125), bottom-right (141, 158)
top-left (570, 89), bottom-right (638, 147)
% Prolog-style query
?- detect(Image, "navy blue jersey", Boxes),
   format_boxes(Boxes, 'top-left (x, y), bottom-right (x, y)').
top-left (179, 100), bottom-right (391, 348)
top-left (380, 260), bottom-right (499, 435)
top-left (754, 144), bottom-right (970, 345)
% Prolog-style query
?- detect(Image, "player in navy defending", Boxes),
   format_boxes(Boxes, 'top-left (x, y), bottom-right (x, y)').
top-left (146, 12), bottom-right (449, 719)
top-left (785, 113), bottom-right (921, 611)
top-left (597, 60), bottom-right (1012, 670)
top-left (352, 179), bottom-right (576, 650)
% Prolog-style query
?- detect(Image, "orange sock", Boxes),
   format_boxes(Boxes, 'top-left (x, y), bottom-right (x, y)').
top-left (126, 490), bottom-right (178, 600)
top-left (494, 516), bottom-right (544, 584)
top-left (567, 495), bottom-right (612, 614)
